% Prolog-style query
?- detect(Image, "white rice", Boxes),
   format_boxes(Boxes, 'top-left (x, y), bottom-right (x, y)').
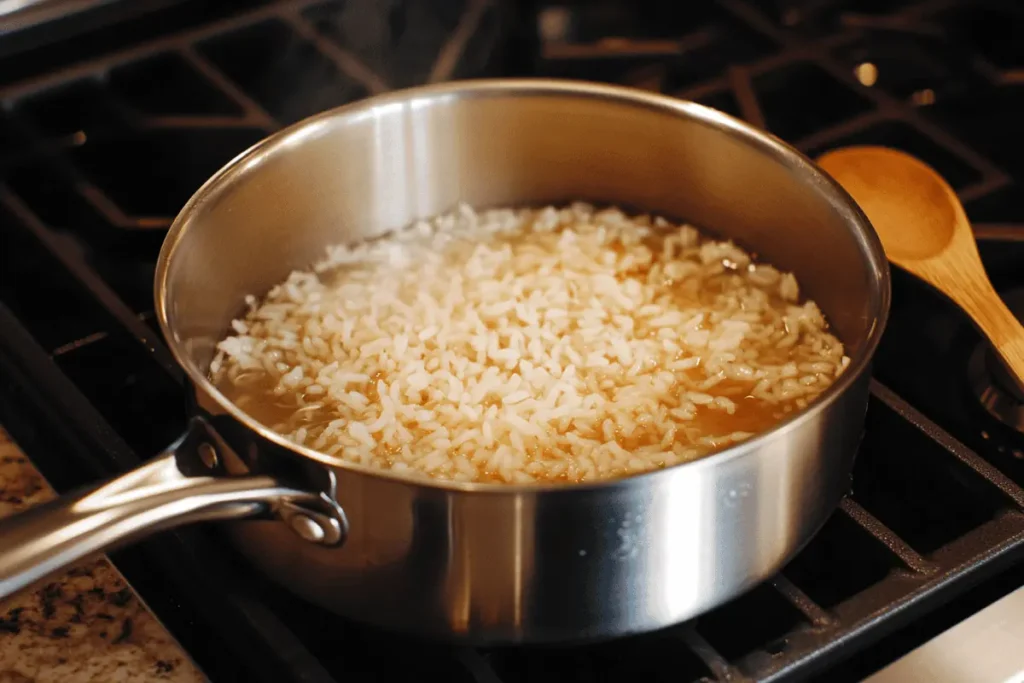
top-left (210, 203), bottom-right (849, 484)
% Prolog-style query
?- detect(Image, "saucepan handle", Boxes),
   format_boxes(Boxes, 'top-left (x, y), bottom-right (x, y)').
top-left (0, 426), bottom-right (328, 600)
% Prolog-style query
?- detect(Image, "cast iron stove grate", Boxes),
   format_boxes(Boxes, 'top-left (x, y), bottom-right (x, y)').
top-left (4, 0), bottom-right (1024, 681)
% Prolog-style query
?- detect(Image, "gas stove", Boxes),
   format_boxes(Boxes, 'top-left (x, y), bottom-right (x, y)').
top-left (3, 0), bottom-right (1024, 681)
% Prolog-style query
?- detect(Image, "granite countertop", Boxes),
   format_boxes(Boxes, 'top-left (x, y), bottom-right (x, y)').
top-left (0, 428), bottom-right (206, 683)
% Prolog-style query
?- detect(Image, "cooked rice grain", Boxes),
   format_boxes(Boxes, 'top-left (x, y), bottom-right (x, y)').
top-left (211, 203), bottom-right (849, 484)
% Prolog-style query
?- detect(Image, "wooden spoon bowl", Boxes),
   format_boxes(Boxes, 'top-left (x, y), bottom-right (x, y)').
top-left (817, 145), bottom-right (1024, 397)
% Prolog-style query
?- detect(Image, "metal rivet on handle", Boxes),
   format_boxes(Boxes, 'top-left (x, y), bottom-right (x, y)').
top-left (198, 442), bottom-right (219, 469)
top-left (278, 500), bottom-right (347, 547)
top-left (289, 513), bottom-right (327, 543)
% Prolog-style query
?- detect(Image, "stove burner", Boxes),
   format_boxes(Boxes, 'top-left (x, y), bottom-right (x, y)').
top-left (968, 288), bottom-right (1024, 432)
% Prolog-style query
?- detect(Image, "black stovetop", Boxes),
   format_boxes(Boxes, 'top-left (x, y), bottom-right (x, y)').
top-left (4, 0), bottom-right (1024, 681)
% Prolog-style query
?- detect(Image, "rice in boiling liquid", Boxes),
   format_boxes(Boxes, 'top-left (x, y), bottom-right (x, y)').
top-left (210, 203), bottom-right (849, 484)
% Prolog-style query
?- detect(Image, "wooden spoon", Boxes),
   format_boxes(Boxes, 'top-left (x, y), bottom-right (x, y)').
top-left (816, 145), bottom-right (1024, 396)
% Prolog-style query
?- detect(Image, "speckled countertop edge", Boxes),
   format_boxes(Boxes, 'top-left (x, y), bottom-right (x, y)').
top-left (0, 427), bottom-right (207, 683)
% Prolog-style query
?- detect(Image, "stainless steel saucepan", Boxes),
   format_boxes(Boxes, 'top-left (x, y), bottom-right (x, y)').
top-left (0, 79), bottom-right (889, 643)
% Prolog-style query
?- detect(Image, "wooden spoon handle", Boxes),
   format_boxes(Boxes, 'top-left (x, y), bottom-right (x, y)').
top-left (959, 288), bottom-right (1024, 393)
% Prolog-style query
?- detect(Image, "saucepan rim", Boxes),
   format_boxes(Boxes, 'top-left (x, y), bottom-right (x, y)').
top-left (154, 77), bottom-right (891, 494)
